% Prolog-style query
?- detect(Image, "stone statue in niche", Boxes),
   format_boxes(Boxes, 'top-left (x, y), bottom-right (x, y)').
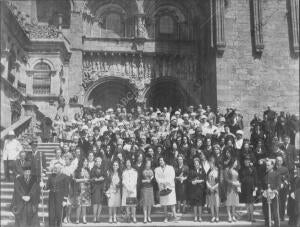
top-left (132, 61), bottom-right (138, 78)
top-left (125, 60), bottom-right (131, 76)
top-left (138, 60), bottom-right (144, 79)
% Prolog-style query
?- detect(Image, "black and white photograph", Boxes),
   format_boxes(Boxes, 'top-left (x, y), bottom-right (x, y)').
top-left (0, 0), bottom-right (299, 227)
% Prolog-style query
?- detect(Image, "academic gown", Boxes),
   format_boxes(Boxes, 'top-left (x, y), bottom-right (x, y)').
top-left (11, 175), bottom-right (40, 227)
top-left (45, 173), bottom-right (69, 227)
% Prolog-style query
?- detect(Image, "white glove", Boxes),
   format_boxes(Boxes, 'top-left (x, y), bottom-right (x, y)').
top-left (290, 192), bottom-right (295, 199)
top-left (22, 196), bottom-right (30, 202)
top-left (252, 190), bottom-right (256, 197)
top-left (40, 182), bottom-right (45, 188)
top-left (62, 201), bottom-right (67, 207)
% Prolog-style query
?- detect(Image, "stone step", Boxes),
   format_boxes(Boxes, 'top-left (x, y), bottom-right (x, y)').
top-left (0, 210), bottom-right (265, 221)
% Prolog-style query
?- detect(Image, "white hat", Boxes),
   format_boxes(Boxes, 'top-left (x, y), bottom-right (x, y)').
top-left (175, 111), bottom-right (180, 115)
top-left (201, 115), bottom-right (207, 119)
top-left (8, 130), bottom-right (15, 136)
top-left (191, 112), bottom-right (196, 116)
top-left (236, 130), bottom-right (244, 135)
top-left (183, 113), bottom-right (189, 118)
top-left (219, 117), bottom-right (226, 122)
top-left (171, 116), bottom-right (177, 121)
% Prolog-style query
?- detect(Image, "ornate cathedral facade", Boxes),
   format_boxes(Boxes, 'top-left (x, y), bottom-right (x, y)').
top-left (1, 0), bottom-right (299, 131)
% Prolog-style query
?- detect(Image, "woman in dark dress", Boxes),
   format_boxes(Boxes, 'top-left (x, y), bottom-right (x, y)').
top-left (90, 157), bottom-right (107, 223)
top-left (188, 157), bottom-right (206, 222)
top-left (175, 154), bottom-right (189, 213)
top-left (239, 155), bottom-right (258, 222)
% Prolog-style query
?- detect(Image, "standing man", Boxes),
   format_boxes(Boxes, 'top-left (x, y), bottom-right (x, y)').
top-left (41, 162), bottom-right (69, 227)
top-left (2, 130), bottom-right (23, 181)
top-left (26, 138), bottom-right (46, 183)
top-left (275, 156), bottom-right (290, 221)
top-left (280, 135), bottom-right (298, 173)
top-left (261, 159), bottom-right (280, 227)
top-left (11, 165), bottom-right (40, 227)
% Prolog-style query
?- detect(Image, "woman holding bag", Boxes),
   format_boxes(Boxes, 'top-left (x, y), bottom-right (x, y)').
top-left (122, 158), bottom-right (138, 223)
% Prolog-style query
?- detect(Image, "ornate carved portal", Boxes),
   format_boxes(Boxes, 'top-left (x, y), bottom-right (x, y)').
top-left (82, 51), bottom-right (197, 88)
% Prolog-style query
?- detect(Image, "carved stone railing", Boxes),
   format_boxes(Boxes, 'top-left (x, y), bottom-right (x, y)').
top-left (0, 116), bottom-right (32, 148)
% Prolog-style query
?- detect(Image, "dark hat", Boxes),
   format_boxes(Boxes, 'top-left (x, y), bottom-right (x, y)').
top-left (29, 138), bottom-right (38, 145)
top-left (244, 154), bottom-right (251, 160)
top-left (22, 165), bottom-right (31, 171)
top-left (93, 126), bottom-right (100, 132)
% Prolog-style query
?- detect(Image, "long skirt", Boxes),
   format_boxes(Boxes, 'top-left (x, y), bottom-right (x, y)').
top-left (141, 187), bottom-right (154, 207)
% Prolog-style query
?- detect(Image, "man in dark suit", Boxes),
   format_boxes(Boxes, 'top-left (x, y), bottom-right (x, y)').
top-left (11, 165), bottom-right (40, 227)
top-left (276, 156), bottom-right (290, 221)
top-left (280, 135), bottom-right (298, 173)
top-left (261, 159), bottom-right (280, 227)
top-left (15, 150), bottom-right (31, 178)
top-left (26, 138), bottom-right (46, 183)
top-left (41, 162), bottom-right (69, 227)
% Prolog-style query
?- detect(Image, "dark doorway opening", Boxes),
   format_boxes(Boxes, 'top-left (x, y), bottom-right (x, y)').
top-left (87, 79), bottom-right (136, 110)
top-left (146, 79), bottom-right (190, 111)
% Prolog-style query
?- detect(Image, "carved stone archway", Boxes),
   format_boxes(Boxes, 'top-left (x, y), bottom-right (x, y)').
top-left (84, 76), bottom-right (138, 110)
top-left (145, 77), bottom-right (194, 110)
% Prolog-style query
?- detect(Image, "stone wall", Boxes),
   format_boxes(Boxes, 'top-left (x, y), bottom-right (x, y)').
top-left (216, 0), bottom-right (299, 136)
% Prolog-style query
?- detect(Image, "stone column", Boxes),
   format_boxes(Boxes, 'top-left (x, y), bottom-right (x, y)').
top-left (289, 0), bottom-right (299, 54)
top-left (250, 0), bottom-right (264, 53)
top-left (215, 0), bottom-right (226, 54)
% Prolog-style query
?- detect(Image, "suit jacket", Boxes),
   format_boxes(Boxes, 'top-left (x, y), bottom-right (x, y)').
top-left (26, 150), bottom-right (46, 177)
top-left (280, 144), bottom-right (298, 171)
top-left (14, 159), bottom-right (31, 177)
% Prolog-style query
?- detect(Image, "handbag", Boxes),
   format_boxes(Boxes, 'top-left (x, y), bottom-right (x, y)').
top-left (105, 190), bottom-right (111, 199)
top-left (126, 197), bottom-right (137, 205)
top-left (159, 188), bottom-right (172, 196)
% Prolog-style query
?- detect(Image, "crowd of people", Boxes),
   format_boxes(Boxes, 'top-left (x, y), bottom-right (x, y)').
top-left (3, 104), bottom-right (300, 227)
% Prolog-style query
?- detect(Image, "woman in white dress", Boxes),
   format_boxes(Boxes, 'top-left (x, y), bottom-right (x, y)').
top-left (122, 159), bottom-right (138, 223)
top-left (154, 156), bottom-right (179, 223)
top-left (106, 160), bottom-right (122, 223)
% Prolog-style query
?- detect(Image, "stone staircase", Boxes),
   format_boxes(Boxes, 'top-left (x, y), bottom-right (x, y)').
top-left (0, 143), bottom-right (59, 227)
top-left (0, 143), bottom-right (289, 227)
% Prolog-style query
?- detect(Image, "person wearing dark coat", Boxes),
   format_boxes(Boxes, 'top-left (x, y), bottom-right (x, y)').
top-left (261, 159), bottom-right (280, 227)
top-left (280, 135), bottom-right (298, 173)
top-left (15, 150), bottom-right (31, 178)
top-left (275, 156), bottom-right (290, 221)
top-left (239, 155), bottom-right (258, 222)
top-left (90, 157), bottom-right (107, 222)
top-left (188, 157), bottom-right (206, 222)
top-left (11, 165), bottom-right (40, 227)
top-left (26, 138), bottom-right (46, 183)
top-left (174, 154), bottom-right (189, 213)
top-left (287, 165), bottom-right (300, 226)
top-left (42, 162), bottom-right (69, 227)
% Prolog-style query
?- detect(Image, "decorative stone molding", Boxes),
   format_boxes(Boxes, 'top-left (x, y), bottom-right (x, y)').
top-left (215, 0), bottom-right (226, 54)
top-left (250, 0), bottom-right (264, 53)
top-left (288, 0), bottom-right (299, 54)
top-left (82, 52), bottom-right (197, 91)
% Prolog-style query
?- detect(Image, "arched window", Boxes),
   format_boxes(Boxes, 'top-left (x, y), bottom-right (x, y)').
top-left (105, 13), bottom-right (122, 37)
top-left (33, 62), bottom-right (51, 95)
top-left (159, 15), bottom-right (174, 34)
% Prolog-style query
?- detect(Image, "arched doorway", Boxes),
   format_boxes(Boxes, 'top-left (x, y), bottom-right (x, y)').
top-left (146, 78), bottom-right (191, 110)
top-left (85, 77), bottom-right (137, 110)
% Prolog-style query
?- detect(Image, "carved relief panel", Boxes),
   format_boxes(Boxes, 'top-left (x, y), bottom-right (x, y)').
top-left (82, 52), bottom-right (197, 90)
